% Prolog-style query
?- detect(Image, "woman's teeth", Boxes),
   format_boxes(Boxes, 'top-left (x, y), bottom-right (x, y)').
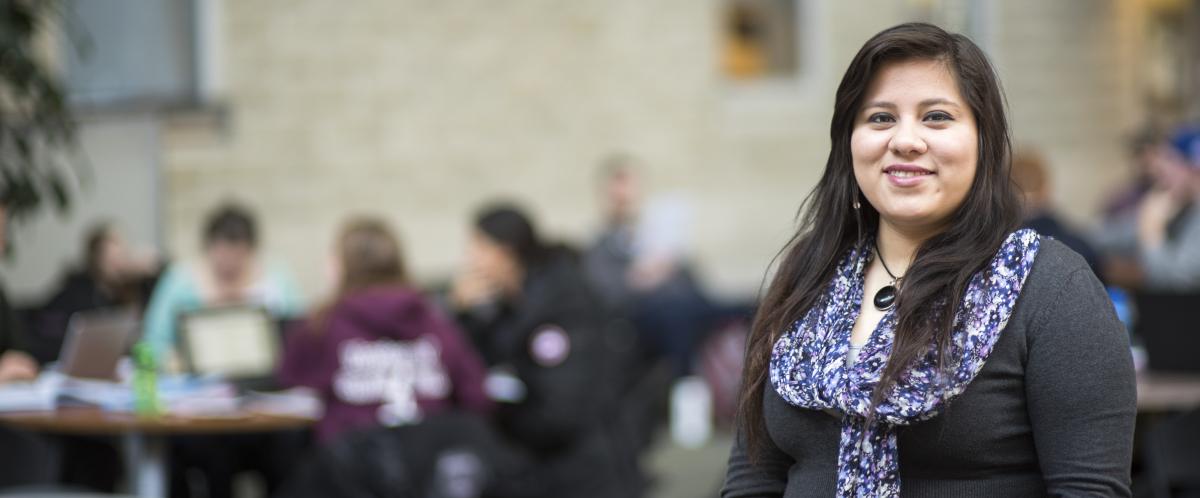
top-left (889, 170), bottom-right (930, 178)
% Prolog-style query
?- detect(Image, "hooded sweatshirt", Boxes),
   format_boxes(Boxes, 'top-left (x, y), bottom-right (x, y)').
top-left (280, 287), bottom-right (491, 442)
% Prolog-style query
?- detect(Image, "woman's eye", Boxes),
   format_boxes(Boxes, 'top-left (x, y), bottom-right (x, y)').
top-left (924, 111), bottom-right (953, 122)
top-left (867, 113), bottom-right (895, 124)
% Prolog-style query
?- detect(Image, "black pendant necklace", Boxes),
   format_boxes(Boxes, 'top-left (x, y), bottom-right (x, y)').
top-left (873, 243), bottom-right (902, 311)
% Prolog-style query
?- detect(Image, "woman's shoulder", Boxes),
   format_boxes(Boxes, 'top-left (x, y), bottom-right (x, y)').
top-left (1021, 235), bottom-right (1097, 300)
top-left (1013, 234), bottom-right (1119, 341)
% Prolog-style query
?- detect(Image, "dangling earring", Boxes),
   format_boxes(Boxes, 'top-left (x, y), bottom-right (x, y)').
top-left (852, 184), bottom-right (861, 210)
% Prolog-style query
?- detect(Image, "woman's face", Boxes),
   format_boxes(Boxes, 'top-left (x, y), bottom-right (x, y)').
top-left (851, 59), bottom-right (978, 235)
top-left (466, 229), bottom-right (520, 285)
top-left (205, 240), bottom-right (255, 285)
top-left (96, 232), bottom-right (127, 283)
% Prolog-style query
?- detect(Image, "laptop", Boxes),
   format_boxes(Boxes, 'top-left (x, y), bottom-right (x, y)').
top-left (57, 308), bottom-right (138, 381)
top-left (176, 305), bottom-right (282, 390)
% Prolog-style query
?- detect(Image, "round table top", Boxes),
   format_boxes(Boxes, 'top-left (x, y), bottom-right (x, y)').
top-left (0, 408), bottom-right (314, 436)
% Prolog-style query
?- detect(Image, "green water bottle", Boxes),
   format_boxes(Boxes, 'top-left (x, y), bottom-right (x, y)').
top-left (132, 342), bottom-right (162, 417)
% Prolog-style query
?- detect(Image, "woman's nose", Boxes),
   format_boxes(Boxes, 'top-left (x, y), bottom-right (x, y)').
top-left (889, 121), bottom-right (928, 157)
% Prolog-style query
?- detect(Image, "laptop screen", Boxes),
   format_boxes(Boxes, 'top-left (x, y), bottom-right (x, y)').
top-left (59, 308), bottom-right (138, 380)
top-left (178, 306), bottom-right (280, 380)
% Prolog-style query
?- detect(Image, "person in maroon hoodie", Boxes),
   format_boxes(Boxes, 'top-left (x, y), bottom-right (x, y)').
top-left (279, 217), bottom-right (492, 443)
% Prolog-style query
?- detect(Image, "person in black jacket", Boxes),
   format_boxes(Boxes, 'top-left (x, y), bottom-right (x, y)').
top-left (32, 223), bottom-right (161, 363)
top-left (27, 223), bottom-right (161, 492)
top-left (0, 194), bottom-right (55, 491)
top-left (0, 199), bottom-right (37, 384)
top-left (450, 203), bottom-right (641, 498)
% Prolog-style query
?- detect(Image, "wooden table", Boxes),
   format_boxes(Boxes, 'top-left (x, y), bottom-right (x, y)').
top-left (1136, 372), bottom-right (1200, 413)
top-left (0, 409), bottom-right (314, 498)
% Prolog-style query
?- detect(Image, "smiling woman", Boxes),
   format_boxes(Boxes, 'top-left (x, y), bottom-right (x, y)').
top-left (852, 59), bottom-right (978, 234)
top-left (722, 23), bottom-right (1136, 498)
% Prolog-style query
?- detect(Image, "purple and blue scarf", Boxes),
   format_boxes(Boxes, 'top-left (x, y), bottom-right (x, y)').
top-left (769, 229), bottom-right (1041, 497)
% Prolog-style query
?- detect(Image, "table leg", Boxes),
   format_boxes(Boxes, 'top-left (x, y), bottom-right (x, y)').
top-left (123, 432), bottom-right (167, 498)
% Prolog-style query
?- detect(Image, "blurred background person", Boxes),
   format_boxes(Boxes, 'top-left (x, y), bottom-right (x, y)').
top-left (0, 193), bottom-right (54, 492)
top-left (1010, 148), bottom-right (1101, 274)
top-left (20, 223), bottom-right (161, 493)
top-left (450, 203), bottom-right (641, 498)
top-left (31, 222), bottom-right (161, 364)
top-left (142, 203), bottom-right (303, 365)
top-left (279, 216), bottom-right (492, 443)
top-left (1134, 127), bottom-right (1200, 292)
top-left (1096, 127), bottom-right (1200, 292)
top-left (1099, 129), bottom-right (1163, 229)
top-left (276, 216), bottom-right (495, 498)
top-left (138, 203), bottom-right (303, 498)
top-left (0, 197), bottom-right (37, 385)
top-left (584, 155), bottom-right (727, 378)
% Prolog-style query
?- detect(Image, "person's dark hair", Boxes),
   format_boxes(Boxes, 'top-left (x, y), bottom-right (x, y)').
top-left (737, 22), bottom-right (1022, 459)
top-left (84, 222), bottom-right (115, 275)
top-left (203, 204), bottom-right (258, 248)
top-left (474, 203), bottom-right (548, 269)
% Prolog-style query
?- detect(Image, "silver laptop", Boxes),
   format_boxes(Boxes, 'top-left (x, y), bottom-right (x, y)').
top-left (58, 308), bottom-right (138, 381)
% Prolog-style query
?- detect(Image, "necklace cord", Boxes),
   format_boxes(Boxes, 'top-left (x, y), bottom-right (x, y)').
top-left (876, 242), bottom-right (902, 282)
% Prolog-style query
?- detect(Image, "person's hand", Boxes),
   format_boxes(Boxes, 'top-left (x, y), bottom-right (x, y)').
top-left (0, 351), bottom-right (39, 383)
top-left (1138, 188), bottom-right (1182, 251)
top-left (451, 269), bottom-right (497, 310)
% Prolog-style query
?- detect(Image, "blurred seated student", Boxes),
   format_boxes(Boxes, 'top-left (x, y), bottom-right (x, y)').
top-left (140, 204), bottom-right (302, 498)
top-left (0, 197), bottom-right (37, 384)
top-left (450, 204), bottom-right (639, 498)
top-left (1100, 128), bottom-right (1200, 291)
top-left (584, 156), bottom-right (724, 377)
top-left (1099, 129), bottom-right (1161, 230)
top-left (279, 217), bottom-right (491, 443)
top-left (33, 222), bottom-right (161, 363)
top-left (1010, 149), bottom-right (1101, 274)
top-left (0, 192), bottom-right (54, 491)
top-left (31, 224), bottom-right (159, 492)
top-left (142, 203), bottom-right (303, 366)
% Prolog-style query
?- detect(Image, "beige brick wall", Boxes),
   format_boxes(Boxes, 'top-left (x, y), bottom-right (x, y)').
top-left (162, 0), bottom-right (1143, 301)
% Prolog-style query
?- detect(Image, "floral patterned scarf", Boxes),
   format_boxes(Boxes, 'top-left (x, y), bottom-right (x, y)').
top-left (769, 229), bottom-right (1041, 497)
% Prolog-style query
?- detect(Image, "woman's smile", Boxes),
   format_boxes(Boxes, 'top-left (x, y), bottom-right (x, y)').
top-left (884, 164), bottom-right (935, 186)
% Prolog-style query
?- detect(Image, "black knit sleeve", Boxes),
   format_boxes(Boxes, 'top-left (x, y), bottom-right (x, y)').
top-left (721, 389), bottom-right (792, 497)
top-left (1025, 268), bottom-right (1136, 497)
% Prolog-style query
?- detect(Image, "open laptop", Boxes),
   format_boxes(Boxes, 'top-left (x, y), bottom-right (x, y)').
top-left (57, 308), bottom-right (139, 381)
top-left (176, 305), bottom-right (282, 391)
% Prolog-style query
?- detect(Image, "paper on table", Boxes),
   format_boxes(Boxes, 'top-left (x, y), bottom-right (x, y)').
top-left (0, 377), bottom-right (56, 412)
top-left (242, 388), bottom-right (323, 419)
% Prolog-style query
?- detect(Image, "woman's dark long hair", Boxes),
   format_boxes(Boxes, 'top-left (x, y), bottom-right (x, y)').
top-left (737, 22), bottom-right (1022, 459)
top-left (475, 203), bottom-right (560, 270)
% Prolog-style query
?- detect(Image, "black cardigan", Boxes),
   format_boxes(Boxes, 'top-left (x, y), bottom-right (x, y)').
top-left (722, 239), bottom-right (1136, 497)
